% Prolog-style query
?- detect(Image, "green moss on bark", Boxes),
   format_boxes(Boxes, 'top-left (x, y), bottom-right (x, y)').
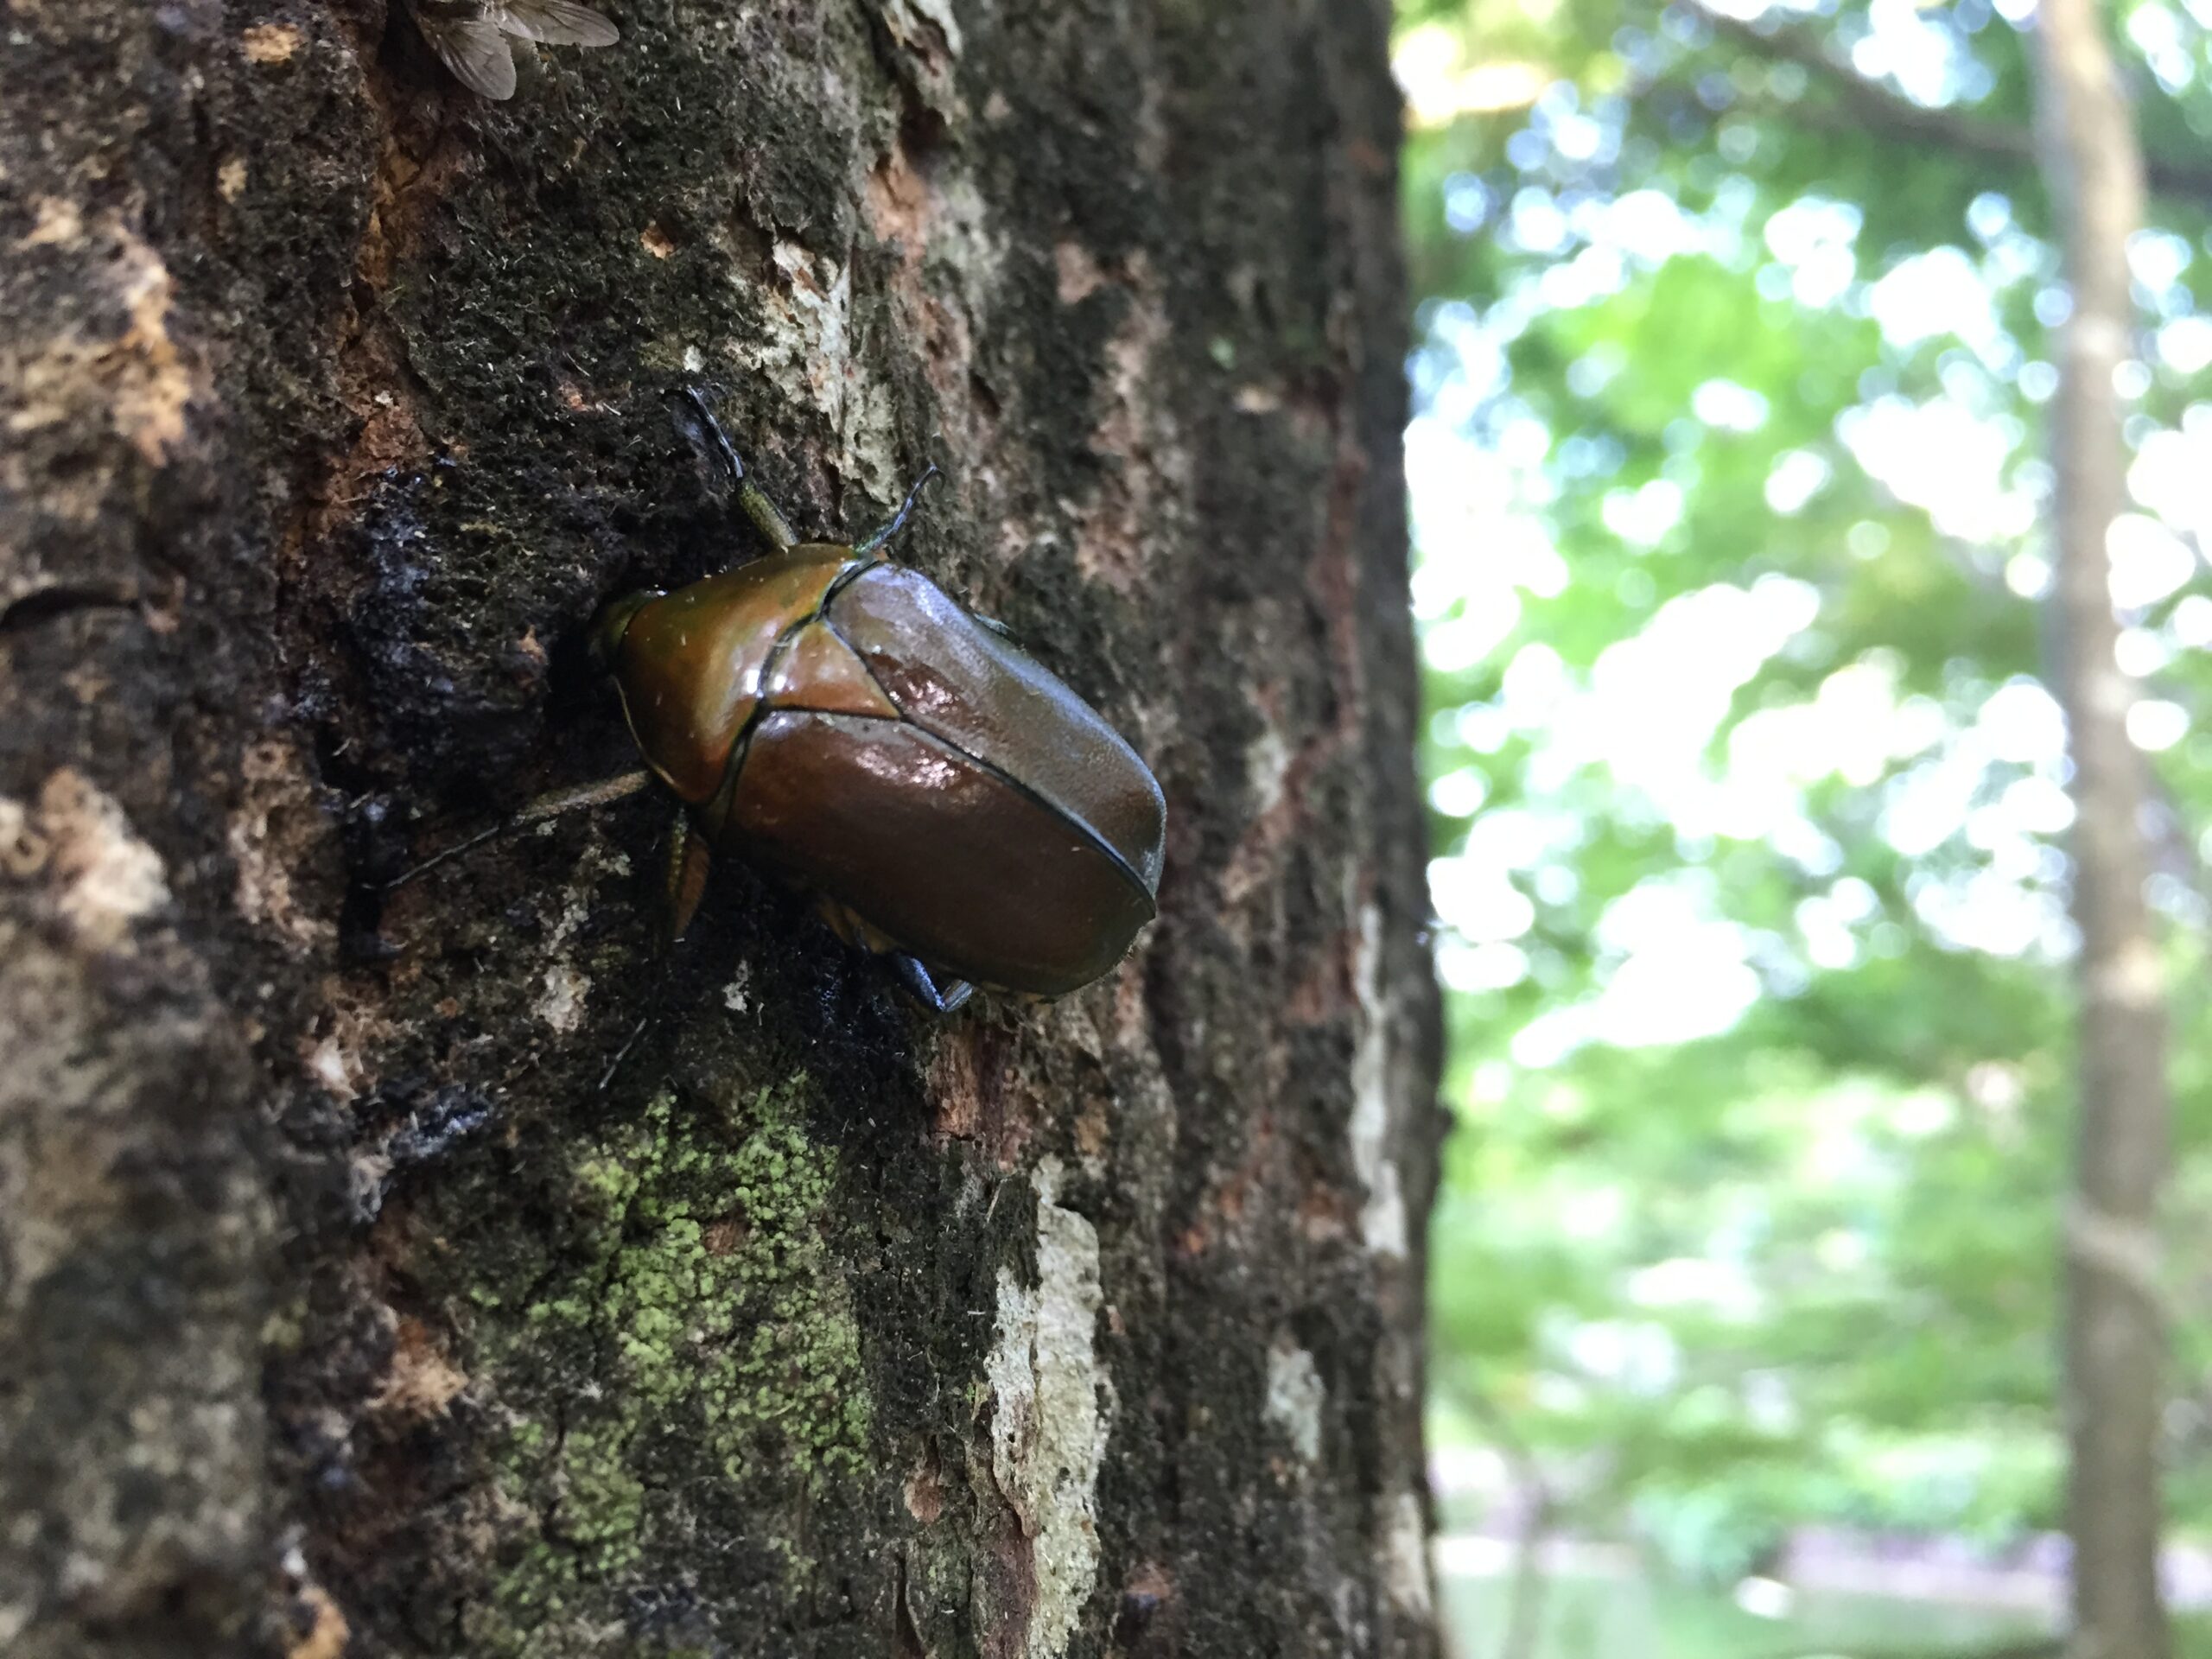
top-left (458, 1079), bottom-right (872, 1655)
top-left (1, 0), bottom-right (1435, 1653)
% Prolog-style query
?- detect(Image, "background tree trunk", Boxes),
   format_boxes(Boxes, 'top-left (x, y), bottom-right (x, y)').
top-left (0, 3), bottom-right (1440, 1656)
top-left (2031, 3), bottom-right (2170, 1656)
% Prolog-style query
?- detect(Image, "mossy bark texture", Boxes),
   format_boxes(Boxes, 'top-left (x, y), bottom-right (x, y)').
top-left (0, 3), bottom-right (1438, 1656)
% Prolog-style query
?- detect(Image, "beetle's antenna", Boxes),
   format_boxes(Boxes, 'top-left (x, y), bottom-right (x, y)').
top-left (385, 769), bottom-right (655, 889)
top-left (675, 387), bottom-right (798, 553)
top-left (599, 942), bottom-right (688, 1092)
top-left (855, 464), bottom-right (942, 557)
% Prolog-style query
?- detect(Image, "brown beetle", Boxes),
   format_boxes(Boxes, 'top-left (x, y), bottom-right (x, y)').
top-left (408, 392), bottom-right (1165, 1014)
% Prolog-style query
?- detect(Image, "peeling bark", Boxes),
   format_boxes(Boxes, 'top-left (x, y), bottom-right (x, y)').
top-left (0, 3), bottom-right (1438, 1656)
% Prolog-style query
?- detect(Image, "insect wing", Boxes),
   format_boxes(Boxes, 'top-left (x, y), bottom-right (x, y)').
top-left (730, 712), bottom-right (1158, 996)
top-left (824, 566), bottom-right (1166, 899)
top-left (415, 4), bottom-right (518, 98)
top-left (499, 0), bottom-right (620, 46)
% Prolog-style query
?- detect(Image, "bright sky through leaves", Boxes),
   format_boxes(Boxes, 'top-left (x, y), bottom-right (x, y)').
top-left (1408, 13), bottom-right (2207, 1057)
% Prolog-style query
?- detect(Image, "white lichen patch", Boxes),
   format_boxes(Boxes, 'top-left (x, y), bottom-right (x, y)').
top-left (1072, 270), bottom-right (1180, 595)
top-left (304, 1037), bottom-right (356, 1102)
top-left (898, 0), bottom-right (960, 54)
top-left (927, 172), bottom-right (1008, 315)
top-left (242, 22), bottom-right (304, 62)
top-left (1243, 720), bottom-right (1292, 817)
top-left (876, 0), bottom-right (966, 118)
top-left (371, 1316), bottom-right (470, 1421)
top-left (885, 0), bottom-right (963, 56)
top-left (536, 963), bottom-right (590, 1033)
top-left (283, 1583), bottom-right (349, 1659)
top-left (8, 214), bottom-right (195, 467)
top-left (1347, 902), bottom-right (1408, 1258)
top-left (987, 1160), bottom-right (1111, 1659)
top-left (1382, 1489), bottom-right (1433, 1617)
top-left (1054, 238), bottom-right (1104, 305)
top-left (297, 992), bottom-right (396, 1107)
top-left (709, 232), bottom-right (906, 506)
top-left (528, 847), bottom-right (628, 1033)
top-left (1263, 1340), bottom-right (1324, 1465)
top-left (1, 770), bottom-right (169, 950)
top-left (230, 738), bottom-right (338, 954)
top-left (20, 195), bottom-right (84, 249)
top-left (721, 962), bottom-right (753, 1013)
top-left (0, 797), bottom-right (41, 876)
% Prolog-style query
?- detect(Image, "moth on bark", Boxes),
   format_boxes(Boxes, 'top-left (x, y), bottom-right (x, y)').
top-left (409, 0), bottom-right (619, 99)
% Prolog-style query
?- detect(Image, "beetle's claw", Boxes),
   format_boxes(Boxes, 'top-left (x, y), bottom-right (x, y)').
top-left (890, 954), bottom-right (973, 1015)
top-left (663, 810), bottom-right (713, 943)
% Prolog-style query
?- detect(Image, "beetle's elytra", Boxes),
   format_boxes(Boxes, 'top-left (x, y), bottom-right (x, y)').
top-left (423, 391), bottom-right (1166, 1014)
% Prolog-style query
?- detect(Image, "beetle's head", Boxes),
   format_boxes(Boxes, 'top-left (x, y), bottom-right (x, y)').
top-left (588, 590), bottom-right (658, 677)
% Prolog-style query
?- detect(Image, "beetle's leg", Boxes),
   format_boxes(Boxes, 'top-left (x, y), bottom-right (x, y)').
top-left (663, 808), bottom-right (714, 943)
top-left (676, 387), bottom-right (798, 554)
top-left (386, 768), bottom-right (655, 888)
top-left (599, 1012), bottom-right (653, 1092)
top-left (890, 954), bottom-right (974, 1015)
top-left (854, 464), bottom-right (942, 557)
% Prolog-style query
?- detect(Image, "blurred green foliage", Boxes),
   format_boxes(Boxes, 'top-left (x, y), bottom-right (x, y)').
top-left (1436, 1568), bottom-right (2055, 1658)
top-left (1407, 0), bottom-right (2212, 1591)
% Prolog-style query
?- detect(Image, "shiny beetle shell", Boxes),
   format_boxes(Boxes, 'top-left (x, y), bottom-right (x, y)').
top-left (599, 543), bottom-right (1166, 998)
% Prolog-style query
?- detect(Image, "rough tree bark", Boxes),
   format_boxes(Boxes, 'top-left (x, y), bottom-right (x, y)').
top-left (2030, 3), bottom-right (2170, 1657)
top-left (0, 3), bottom-right (1440, 1657)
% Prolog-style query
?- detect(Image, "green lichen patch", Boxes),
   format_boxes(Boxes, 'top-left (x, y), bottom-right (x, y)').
top-left (451, 1077), bottom-right (874, 1655)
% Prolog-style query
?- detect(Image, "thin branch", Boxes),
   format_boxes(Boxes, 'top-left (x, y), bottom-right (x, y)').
top-left (1682, 1), bottom-right (2212, 209)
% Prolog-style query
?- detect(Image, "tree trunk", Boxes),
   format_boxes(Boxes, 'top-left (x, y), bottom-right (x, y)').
top-left (0, 3), bottom-right (1440, 1657)
top-left (2030, 3), bottom-right (2170, 1657)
